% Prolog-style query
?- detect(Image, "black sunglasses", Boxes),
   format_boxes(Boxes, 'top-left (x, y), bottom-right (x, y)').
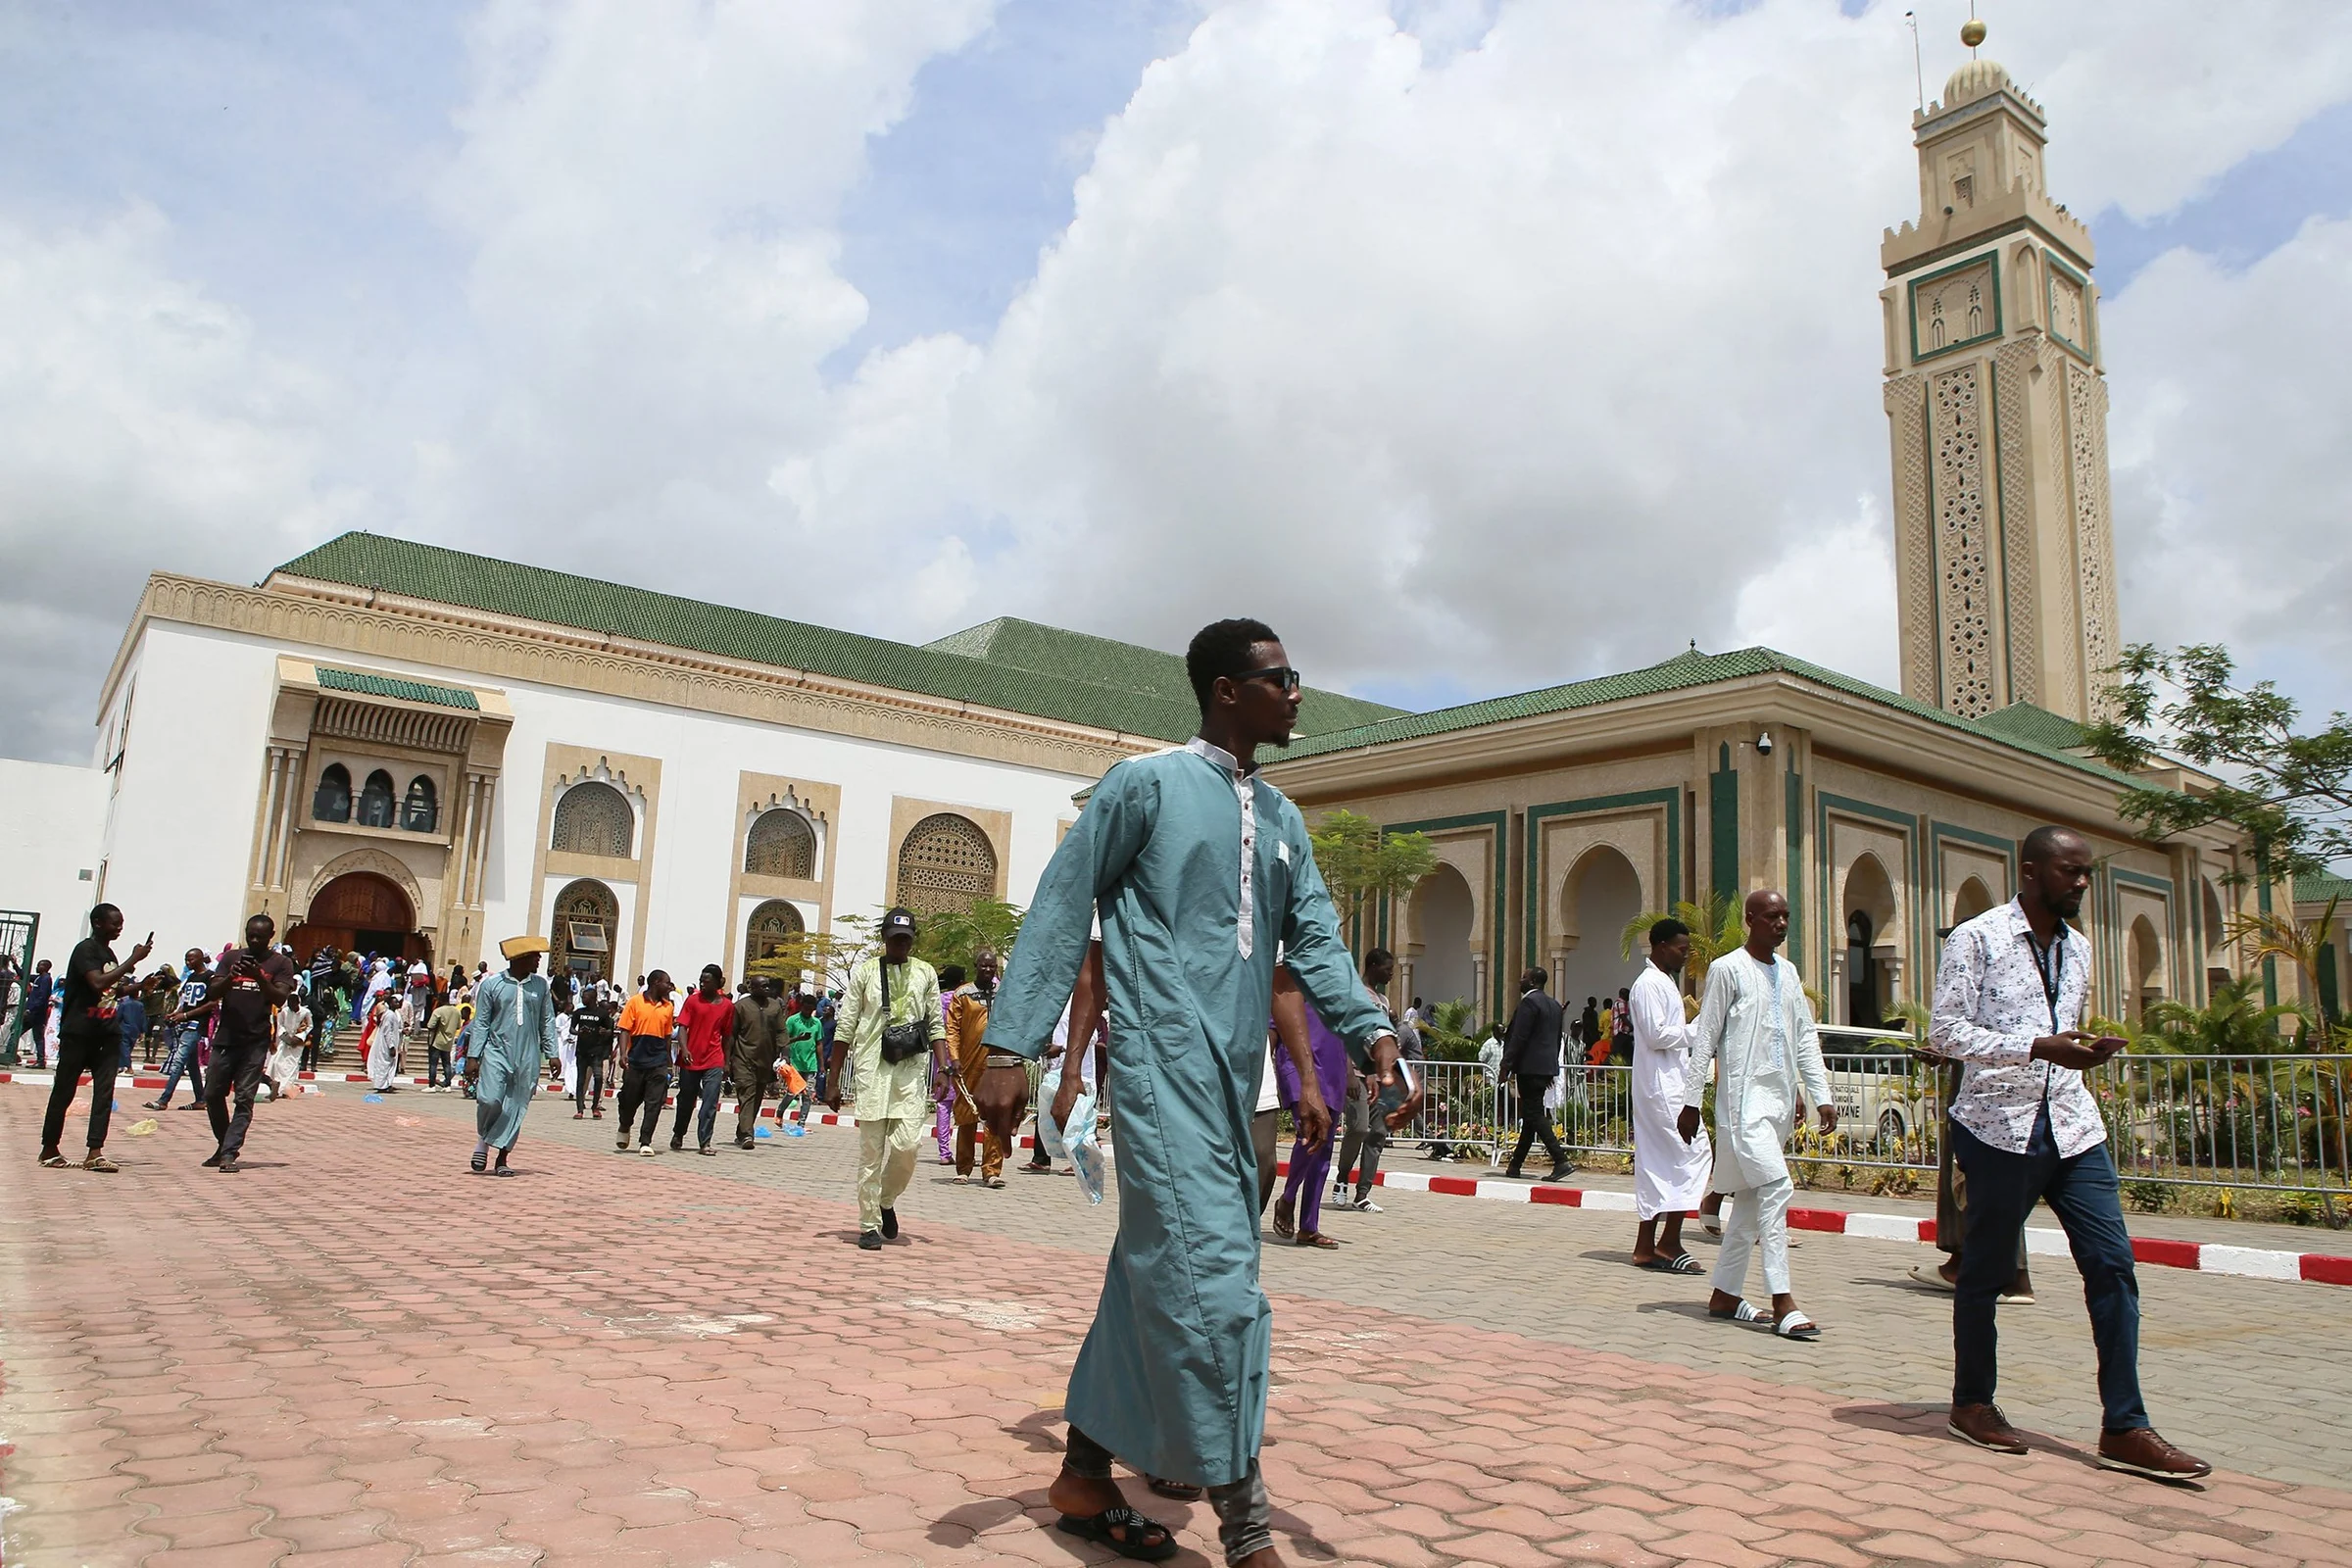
top-left (1235, 664), bottom-right (1302, 695)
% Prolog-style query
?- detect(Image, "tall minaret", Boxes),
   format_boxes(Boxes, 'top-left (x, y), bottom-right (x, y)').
top-left (1881, 23), bottom-right (2120, 723)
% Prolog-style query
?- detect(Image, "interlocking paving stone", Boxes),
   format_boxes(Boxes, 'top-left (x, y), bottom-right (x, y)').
top-left (5, 1084), bottom-right (2351, 1566)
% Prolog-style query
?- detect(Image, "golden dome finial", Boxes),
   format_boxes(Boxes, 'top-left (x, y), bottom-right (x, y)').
top-left (1961, 17), bottom-right (1986, 50)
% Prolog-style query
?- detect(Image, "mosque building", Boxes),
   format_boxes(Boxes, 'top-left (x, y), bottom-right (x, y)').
top-left (9, 39), bottom-right (2334, 1030)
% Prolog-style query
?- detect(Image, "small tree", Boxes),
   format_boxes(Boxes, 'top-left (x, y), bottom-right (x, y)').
top-left (1307, 810), bottom-right (1438, 953)
top-left (1619, 892), bottom-right (1745, 1007)
top-left (2223, 896), bottom-right (2340, 1044)
top-left (747, 929), bottom-right (869, 998)
top-left (2085, 642), bottom-right (2352, 886)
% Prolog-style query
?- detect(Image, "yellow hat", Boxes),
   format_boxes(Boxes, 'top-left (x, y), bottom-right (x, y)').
top-left (499, 934), bottom-right (552, 959)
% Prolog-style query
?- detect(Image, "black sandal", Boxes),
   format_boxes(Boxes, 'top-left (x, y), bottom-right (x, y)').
top-left (1054, 1506), bottom-right (1176, 1561)
top-left (1637, 1253), bottom-right (1704, 1274)
top-left (1145, 1476), bottom-right (1202, 1501)
top-left (469, 1151), bottom-right (488, 1174)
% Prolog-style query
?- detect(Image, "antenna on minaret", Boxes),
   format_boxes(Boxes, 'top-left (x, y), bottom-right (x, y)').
top-left (1905, 12), bottom-right (1923, 113)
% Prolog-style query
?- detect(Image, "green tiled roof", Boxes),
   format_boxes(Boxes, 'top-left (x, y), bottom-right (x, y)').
top-left (1278, 644), bottom-right (2133, 782)
top-left (2296, 873), bottom-right (2352, 906)
top-left (316, 665), bottom-right (480, 711)
top-left (271, 533), bottom-right (1384, 745)
top-left (924, 616), bottom-right (1403, 736)
top-left (1974, 702), bottom-right (2092, 752)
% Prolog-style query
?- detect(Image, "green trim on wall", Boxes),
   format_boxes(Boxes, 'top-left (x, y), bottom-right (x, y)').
top-left (1817, 793), bottom-right (1926, 1014)
top-left (1709, 744), bottom-right (1739, 906)
top-left (2321, 941), bottom-right (2339, 1025)
top-left (2256, 872), bottom-right (2278, 1007)
top-left (1786, 762), bottom-right (1805, 973)
top-left (1387, 809), bottom-right (1509, 1024)
top-left (2042, 248), bottom-right (2096, 364)
top-left (1521, 789), bottom-right (1684, 981)
top-left (1907, 248), bottom-right (2004, 364)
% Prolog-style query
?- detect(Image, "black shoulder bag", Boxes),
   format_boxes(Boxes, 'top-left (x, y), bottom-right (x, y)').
top-left (877, 961), bottom-right (931, 1065)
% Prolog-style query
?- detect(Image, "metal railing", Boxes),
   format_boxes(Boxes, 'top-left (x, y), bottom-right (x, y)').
top-left (1384, 1032), bottom-right (2352, 1201)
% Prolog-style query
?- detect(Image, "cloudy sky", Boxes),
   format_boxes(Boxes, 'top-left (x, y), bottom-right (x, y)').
top-left (4, 0), bottom-right (2348, 764)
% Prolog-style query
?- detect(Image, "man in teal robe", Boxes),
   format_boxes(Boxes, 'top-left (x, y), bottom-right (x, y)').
top-left (983, 618), bottom-right (1396, 1567)
top-left (468, 935), bottom-right (557, 1175)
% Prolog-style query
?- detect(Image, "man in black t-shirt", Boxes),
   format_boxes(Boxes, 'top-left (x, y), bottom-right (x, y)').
top-left (37, 903), bottom-right (152, 1173)
top-left (195, 913), bottom-right (297, 1173)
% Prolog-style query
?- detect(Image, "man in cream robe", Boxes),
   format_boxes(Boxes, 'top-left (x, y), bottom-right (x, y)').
top-left (1629, 918), bottom-right (1708, 1270)
top-left (1680, 890), bottom-right (1836, 1338)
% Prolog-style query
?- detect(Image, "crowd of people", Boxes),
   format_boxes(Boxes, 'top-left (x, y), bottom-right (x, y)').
top-left (21, 618), bottom-right (2219, 1566)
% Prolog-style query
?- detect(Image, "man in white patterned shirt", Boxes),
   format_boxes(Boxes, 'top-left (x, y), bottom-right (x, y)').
top-left (1930, 825), bottom-right (2209, 1481)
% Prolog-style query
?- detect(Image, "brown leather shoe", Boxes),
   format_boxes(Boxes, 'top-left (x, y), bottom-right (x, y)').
top-left (1948, 1402), bottom-right (2028, 1454)
top-left (2096, 1427), bottom-right (2211, 1482)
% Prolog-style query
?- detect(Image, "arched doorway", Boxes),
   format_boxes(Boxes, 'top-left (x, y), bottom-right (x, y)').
top-left (2130, 915), bottom-right (2164, 1022)
top-left (1559, 846), bottom-right (1642, 1029)
top-left (897, 813), bottom-right (997, 917)
top-left (2203, 878), bottom-right (2230, 994)
top-left (745, 900), bottom-right (806, 966)
top-left (551, 879), bottom-right (619, 984)
top-left (1407, 863), bottom-right (1476, 1018)
top-left (289, 871), bottom-right (424, 965)
top-left (1842, 853), bottom-right (1897, 1026)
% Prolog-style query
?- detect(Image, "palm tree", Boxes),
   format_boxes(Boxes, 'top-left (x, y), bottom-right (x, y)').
top-left (2223, 895), bottom-right (2340, 1044)
top-left (1619, 892), bottom-right (1744, 1002)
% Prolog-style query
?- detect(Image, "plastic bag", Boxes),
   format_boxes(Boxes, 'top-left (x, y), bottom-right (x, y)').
top-left (1038, 1058), bottom-right (1104, 1205)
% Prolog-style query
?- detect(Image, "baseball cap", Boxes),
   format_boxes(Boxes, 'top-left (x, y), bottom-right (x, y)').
top-left (882, 908), bottom-right (916, 935)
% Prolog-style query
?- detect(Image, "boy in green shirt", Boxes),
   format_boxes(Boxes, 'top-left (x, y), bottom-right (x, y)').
top-left (782, 992), bottom-right (824, 1132)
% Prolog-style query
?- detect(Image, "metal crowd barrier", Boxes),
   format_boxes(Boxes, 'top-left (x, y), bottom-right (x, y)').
top-left (1385, 1032), bottom-right (2352, 1201)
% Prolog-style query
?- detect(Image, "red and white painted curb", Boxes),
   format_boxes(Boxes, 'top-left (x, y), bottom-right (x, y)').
top-left (1275, 1158), bottom-right (2352, 1289)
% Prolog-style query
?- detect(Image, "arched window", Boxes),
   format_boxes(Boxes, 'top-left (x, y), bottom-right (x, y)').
top-left (356, 769), bottom-right (397, 829)
top-left (551, 781), bottom-right (633, 858)
top-left (896, 813), bottom-right (997, 917)
top-left (312, 763), bottom-right (352, 823)
top-left (402, 775), bottom-right (439, 833)
top-left (745, 808), bottom-right (816, 878)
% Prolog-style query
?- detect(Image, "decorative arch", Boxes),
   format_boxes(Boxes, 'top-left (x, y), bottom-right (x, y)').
top-left (896, 812), bottom-right (998, 916)
top-left (551, 879), bottom-right (620, 980)
top-left (1554, 845), bottom-right (1643, 1017)
top-left (745, 808), bottom-right (817, 879)
top-left (1951, 875), bottom-right (1995, 926)
top-left (745, 899), bottom-right (806, 964)
top-left (552, 781), bottom-right (634, 857)
top-left (298, 847), bottom-right (426, 928)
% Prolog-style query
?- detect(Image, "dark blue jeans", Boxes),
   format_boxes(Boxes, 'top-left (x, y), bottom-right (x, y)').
top-left (156, 1024), bottom-right (207, 1105)
top-left (670, 1065), bottom-right (723, 1150)
top-left (1950, 1105), bottom-right (2146, 1432)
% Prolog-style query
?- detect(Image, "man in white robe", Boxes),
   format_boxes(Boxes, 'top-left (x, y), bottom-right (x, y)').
top-left (1679, 890), bottom-right (1836, 1339)
top-left (1629, 917), bottom-right (1708, 1271)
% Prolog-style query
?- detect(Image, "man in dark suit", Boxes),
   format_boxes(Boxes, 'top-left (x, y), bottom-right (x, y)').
top-left (1499, 966), bottom-right (1574, 1181)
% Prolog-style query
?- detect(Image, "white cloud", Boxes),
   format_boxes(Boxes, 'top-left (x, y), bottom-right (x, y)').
top-left (2, 0), bottom-right (2349, 763)
top-left (2106, 215), bottom-right (2352, 703)
top-left (0, 205), bottom-right (359, 761)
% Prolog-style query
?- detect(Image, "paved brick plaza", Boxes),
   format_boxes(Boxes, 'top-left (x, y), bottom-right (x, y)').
top-left (5, 1083), bottom-right (2350, 1567)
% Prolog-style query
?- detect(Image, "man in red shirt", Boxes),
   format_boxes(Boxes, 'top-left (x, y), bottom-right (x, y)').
top-left (671, 964), bottom-right (735, 1155)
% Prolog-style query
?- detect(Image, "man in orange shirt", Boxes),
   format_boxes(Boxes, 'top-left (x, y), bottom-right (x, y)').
top-left (613, 971), bottom-right (677, 1156)
top-left (671, 965), bottom-right (735, 1155)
